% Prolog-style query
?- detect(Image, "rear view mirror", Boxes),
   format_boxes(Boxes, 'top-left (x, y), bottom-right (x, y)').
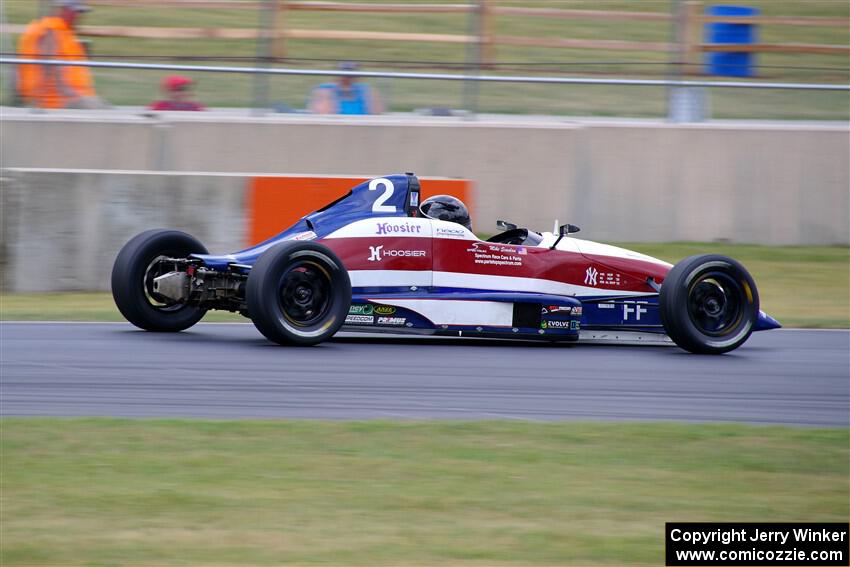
top-left (496, 219), bottom-right (518, 231)
top-left (559, 224), bottom-right (580, 236)
top-left (551, 223), bottom-right (580, 249)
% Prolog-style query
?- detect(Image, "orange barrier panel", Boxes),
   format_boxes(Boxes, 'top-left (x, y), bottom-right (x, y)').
top-left (248, 176), bottom-right (474, 246)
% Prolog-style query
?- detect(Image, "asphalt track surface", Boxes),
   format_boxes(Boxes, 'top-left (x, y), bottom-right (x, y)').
top-left (1, 322), bottom-right (848, 426)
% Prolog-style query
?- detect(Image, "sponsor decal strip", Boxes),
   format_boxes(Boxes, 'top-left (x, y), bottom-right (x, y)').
top-left (367, 245), bottom-right (427, 262)
top-left (349, 304), bottom-right (374, 315)
top-left (583, 266), bottom-right (623, 287)
top-left (375, 221), bottom-right (424, 236)
top-left (540, 319), bottom-right (579, 330)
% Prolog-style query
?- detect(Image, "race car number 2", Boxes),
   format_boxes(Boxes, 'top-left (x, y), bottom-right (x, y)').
top-left (369, 178), bottom-right (396, 213)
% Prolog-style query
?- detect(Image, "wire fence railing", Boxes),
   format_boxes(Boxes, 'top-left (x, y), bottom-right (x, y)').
top-left (4, 57), bottom-right (849, 91)
top-left (2, 56), bottom-right (848, 120)
top-left (5, 52), bottom-right (850, 73)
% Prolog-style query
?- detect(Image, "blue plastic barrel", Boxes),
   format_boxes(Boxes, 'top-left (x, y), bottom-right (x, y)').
top-left (705, 5), bottom-right (759, 77)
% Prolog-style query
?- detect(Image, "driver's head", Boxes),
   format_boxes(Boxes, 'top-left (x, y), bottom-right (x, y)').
top-left (420, 195), bottom-right (471, 231)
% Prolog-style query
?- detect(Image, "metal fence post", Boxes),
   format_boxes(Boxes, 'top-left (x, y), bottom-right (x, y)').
top-left (0, 0), bottom-right (15, 106)
top-left (251, 0), bottom-right (276, 115)
top-left (480, 0), bottom-right (494, 67)
top-left (272, 0), bottom-right (287, 60)
top-left (668, 0), bottom-right (707, 122)
top-left (461, 0), bottom-right (486, 118)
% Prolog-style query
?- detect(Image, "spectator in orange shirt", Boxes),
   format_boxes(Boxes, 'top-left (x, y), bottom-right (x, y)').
top-left (149, 76), bottom-right (207, 111)
top-left (17, 0), bottom-right (108, 109)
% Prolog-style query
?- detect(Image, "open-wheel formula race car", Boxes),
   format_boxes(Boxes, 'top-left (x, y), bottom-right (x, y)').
top-left (112, 173), bottom-right (780, 354)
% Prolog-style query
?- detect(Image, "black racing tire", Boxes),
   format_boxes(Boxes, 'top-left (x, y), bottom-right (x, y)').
top-left (660, 254), bottom-right (759, 354)
top-left (111, 229), bottom-right (208, 332)
top-left (246, 241), bottom-right (351, 346)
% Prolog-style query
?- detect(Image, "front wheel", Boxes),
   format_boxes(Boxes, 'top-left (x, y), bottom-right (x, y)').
top-left (660, 254), bottom-right (759, 354)
top-left (111, 229), bottom-right (208, 332)
top-left (246, 241), bottom-right (351, 346)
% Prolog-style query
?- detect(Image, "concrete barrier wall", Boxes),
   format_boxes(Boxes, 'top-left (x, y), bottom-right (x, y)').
top-left (2, 115), bottom-right (164, 171)
top-left (571, 124), bottom-right (850, 245)
top-left (1, 171), bottom-right (247, 292)
top-left (3, 112), bottom-right (847, 247)
top-left (1, 111), bottom-right (847, 291)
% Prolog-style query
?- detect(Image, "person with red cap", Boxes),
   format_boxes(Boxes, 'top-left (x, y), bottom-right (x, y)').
top-left (148, 76), bottom-right (206, 111)
top-left (17, 0), bottom-right (108, 109)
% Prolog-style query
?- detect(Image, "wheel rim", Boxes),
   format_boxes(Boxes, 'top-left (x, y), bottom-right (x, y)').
top-left (142, 255), bottom-right (185, 312)
top-left (686, 271), bottom-right (746, 336)
top-left (277, 260), bottom-right (332, 327)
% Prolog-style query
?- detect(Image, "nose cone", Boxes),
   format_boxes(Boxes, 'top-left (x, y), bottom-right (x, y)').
top-left (755, 310), bottom-right (782, 331)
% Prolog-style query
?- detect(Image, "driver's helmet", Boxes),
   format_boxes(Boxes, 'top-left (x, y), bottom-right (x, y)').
top-left (419, 195), bottom-right (472, 231)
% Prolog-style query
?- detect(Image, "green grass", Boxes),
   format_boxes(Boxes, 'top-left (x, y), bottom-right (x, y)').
top-left (2, 0), bottom-right (848, 118)
top-left (2, 243), bottom-right (847, 327)
top-left (1, 419), bottom-right (847, 566)
top-left (0, 292), bottom-right (245, 323)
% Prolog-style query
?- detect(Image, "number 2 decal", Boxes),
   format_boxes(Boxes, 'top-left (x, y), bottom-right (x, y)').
top-left (369, 178), bottom-right (396, 213)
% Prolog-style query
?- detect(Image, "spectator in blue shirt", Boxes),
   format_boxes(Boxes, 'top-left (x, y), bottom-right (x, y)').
top-left (308, 61), bottom-right (383, 115)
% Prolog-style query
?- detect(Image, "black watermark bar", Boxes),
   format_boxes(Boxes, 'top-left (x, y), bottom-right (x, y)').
top-left (666, 523), bottom-right (849, 566)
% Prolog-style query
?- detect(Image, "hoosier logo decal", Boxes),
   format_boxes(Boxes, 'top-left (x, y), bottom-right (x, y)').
top-left (367, 246), bottom-right (426, 262)
top-left (376, 221), bottom-right (423, 236)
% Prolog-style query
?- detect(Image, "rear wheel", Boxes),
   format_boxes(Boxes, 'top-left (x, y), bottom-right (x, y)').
top-left (660, 254), bottom-right (759, 354)
top-left (111, 229), bottom-right (208, 332)
top-left (247, 242), bottom-right (351, 346)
